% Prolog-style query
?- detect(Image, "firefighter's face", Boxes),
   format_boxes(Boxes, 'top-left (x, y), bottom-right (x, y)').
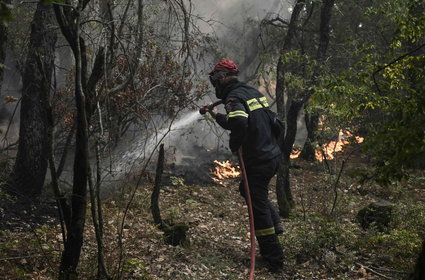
top-left (209, 71), bottom-right (224, 88)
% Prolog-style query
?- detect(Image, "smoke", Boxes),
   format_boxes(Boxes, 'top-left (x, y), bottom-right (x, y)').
top-left (192, 0), bottom-right (291, 79)
top-left (110, 0), bottom-right (297, 181)
top-left (1, 0), bottom-right (301, 186)
top-left (125, 0), bottom-right (296, 170)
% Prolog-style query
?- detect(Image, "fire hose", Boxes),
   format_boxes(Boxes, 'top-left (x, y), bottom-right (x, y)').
top-left (199, 100), bottom-right (223, 115)
top-left (238, 148), bottom-right (256, 280)
top-left (200, 101), bottom-right (256, 279)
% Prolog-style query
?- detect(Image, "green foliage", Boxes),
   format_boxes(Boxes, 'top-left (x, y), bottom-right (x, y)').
top-left (185, 198), bottom-right (199, 207)
top-left (164, 206), bottom-right (181, 224)
top-left (170, 176), bottom-right (185, 187)
top-left (280, 50), bottom-right (317, 93)
top-left (311, 0), bottom-right (425, 185)
top-left (282, 215), bottom-right (360, 263)
top-left (367, 229), bottom-right (421, 269)
top-left (391, 200), bottom-right (425, 237)
top-left (0, 0), bottom-right (12, 24)
top-left (123, 258), bottom-right (152, 279)
top-left (356, 197), bottom-right (425, 270)
top-left (0, 188), bottom-right (16, 203)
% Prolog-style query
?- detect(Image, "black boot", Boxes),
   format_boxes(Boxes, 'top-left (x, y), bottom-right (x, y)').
top-left (257, 234), bottom-right (284, 272)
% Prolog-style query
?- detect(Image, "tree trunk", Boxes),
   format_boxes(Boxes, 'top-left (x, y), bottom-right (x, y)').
top-left (54, 0), bottom-right (141, 275)
top-left (59, 121), bottom-right (88, 279)
top-left (275, 0), bottom-right (305, 218)
top-left (300, 112), bottom-right (318, 161)
top-left (275, 154), bottom-right (291, 218)
top-left (300, 0), bottom-right (335, 160)
top-left (410, 239), bottom-right (425, 280)
top-left (54, 1), bottom-right (110, 275)
top-left (276, 101), bottom-right (304, 217)
top-left (57, 2), bottom-right (93, 276)
top-left (10, 1), bottom-right (57, 198)
top-left (151, 144), bottom-right (165, 226)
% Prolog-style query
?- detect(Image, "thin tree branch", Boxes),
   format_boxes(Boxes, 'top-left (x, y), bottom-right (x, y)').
top-left (373, 42), bottom-right (425, 93)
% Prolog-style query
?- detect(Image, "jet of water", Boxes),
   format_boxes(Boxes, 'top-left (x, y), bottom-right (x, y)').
top-left (115, 110), bottom-right (201, 173)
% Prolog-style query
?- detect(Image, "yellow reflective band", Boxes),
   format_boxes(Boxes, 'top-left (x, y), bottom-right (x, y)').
top-left (259, 96), bottom-right (269, 107)
top-left (255, 227), bottom-right (276, 237)
top-left (247, 97), bottom-right (269, 111)
top-left (247, 98), bottom-right (262, 111)
top-left (227, 110), bottom-right (248, 118)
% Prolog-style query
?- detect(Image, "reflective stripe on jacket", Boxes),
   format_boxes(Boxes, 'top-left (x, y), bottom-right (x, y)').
top-left (215, 80), bottom-right (281, 164)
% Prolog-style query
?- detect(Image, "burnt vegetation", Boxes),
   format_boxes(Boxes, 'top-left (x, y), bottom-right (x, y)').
top-left (0, 0), bottom-right (424, 279)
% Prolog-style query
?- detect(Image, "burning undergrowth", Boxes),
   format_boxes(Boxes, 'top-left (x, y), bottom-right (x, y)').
top-left (162, 145), bottom-right (238, 186)
top-left (291, 130), bottom-right (364, 161)
top-left (210, 160), bottom-right (240, 185)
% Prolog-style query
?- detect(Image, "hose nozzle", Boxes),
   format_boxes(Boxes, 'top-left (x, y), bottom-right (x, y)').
top-left (199, 100), bottom-right (223, 115)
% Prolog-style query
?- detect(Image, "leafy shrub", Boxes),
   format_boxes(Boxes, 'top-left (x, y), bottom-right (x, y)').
top-left (367, 229), bottom-right (421, 269)
top-left (282, 215), bottom-right (360, 264)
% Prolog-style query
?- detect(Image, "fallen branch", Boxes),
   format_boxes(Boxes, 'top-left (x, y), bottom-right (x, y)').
top-left (356, 262), bottom-right (395, 280)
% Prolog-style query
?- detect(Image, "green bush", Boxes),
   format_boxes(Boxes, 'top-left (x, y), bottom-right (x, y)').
top-left (282, 215), bottom-right (360, 264)
top-left (368, 229), bottom-right (421, 269)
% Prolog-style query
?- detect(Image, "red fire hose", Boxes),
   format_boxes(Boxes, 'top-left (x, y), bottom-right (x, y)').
top-left (237, 148), bottom-right (255, 280)
top-left (199, 102), bottom-right (255, 278)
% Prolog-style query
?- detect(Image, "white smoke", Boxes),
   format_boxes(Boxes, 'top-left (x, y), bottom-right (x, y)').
top-left (192, 0), bottom-right (291, 79)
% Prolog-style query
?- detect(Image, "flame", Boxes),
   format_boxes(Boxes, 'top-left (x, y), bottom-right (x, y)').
top-left (211, 160), bottom-right (240, 185)
top-left (291, 130), bottom-right (364, 162)
top-left (290, 149), bottom-right (301, 159)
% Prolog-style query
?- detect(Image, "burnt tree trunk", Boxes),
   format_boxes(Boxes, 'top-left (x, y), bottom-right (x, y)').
top-left (10, 1), bottom-right (57, 198)
top-left (151, 144), bottom-right (188, 246)
top-left (275, 0), bottom-right (305, 218)
top-left (300, 112), bottom-right (318, 161)
top-left (300, 0), bottom-right (335, 160)
top-left (410, 239), bottom-right (425, 280)
top-left (53, 0), bottom-right (118, 276)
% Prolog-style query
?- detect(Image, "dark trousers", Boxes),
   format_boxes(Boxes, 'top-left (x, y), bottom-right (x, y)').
top-left (239, 156), bottom-right (284, 265)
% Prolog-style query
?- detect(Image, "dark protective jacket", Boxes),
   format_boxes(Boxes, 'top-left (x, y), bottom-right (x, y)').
top-left (215, 80), bottom-right (281, 165)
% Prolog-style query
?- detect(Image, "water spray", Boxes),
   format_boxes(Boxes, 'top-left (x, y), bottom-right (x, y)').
top-left (199, 100), bottom-right (223, 115)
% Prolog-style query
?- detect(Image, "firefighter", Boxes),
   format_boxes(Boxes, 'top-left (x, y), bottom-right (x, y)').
top-left (202, 59), bottom-right (284, 271)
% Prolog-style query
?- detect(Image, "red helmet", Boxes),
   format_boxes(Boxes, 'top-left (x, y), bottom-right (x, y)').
top-left (209, 59), bottom-right (239, 75)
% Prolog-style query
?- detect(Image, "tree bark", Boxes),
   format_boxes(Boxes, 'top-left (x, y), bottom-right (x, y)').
top-left (53, 0), bottom-right (144, 275)
top-left (410, 239), bottom-right (425, 280)
top-left (275, 0), bottom-right (305, 218)
top-left (300, 112), bottom-right (318, 161)
top-left (300, 0), bottom-right (335, 160)
top-left (151, 143), bottom-right (164, 226)
top-left (53, 0), bottom-right (112, 276)
top-left (10, 1), bottom-right (57, 198)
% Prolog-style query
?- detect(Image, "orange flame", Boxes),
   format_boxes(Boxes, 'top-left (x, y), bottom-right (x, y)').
top-left (291, 130), bottom-right (364, 162)
top-left (211, 160), bottom-right (240, 185)
top-left (290, 149), bottom-right (301, 159)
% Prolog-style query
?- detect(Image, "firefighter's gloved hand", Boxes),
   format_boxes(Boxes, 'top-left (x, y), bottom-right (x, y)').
top-left (205, 105), bottom-right (218, 119)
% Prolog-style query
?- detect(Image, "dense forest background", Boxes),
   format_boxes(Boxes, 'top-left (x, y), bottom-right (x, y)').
top-left (0, 0), bottom-right (424, 279)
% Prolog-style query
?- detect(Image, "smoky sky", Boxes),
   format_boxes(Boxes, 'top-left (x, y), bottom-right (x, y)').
top-left (191, 0), bottom-right (291, 80)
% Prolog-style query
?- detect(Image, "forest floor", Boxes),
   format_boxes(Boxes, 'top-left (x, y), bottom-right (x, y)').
top-left (1, 145), bottom-right (425, 280)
